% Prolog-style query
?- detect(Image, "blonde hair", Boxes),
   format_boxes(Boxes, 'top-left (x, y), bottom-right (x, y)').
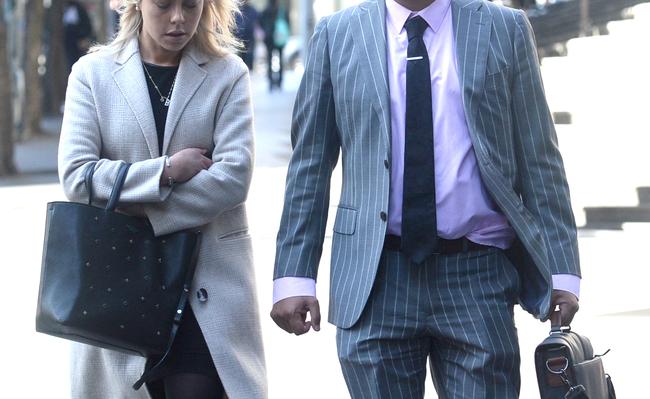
top-left (93, 0), bottom-right (241, 57)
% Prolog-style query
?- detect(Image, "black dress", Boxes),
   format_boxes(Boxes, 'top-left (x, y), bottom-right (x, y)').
top-left (140, 62), bottom-right (223, 395)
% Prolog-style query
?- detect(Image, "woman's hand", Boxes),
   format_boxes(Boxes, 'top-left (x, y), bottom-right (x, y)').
top-left (161, 148), bottom-right (213, 186)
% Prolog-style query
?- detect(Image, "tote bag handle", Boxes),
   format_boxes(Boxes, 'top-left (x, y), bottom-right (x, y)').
top-left (83, 161), bottom-right (131, 210)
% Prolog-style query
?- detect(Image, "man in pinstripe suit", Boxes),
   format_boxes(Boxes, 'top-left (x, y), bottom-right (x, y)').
top-left (271, 0), bottom-right (581, 397)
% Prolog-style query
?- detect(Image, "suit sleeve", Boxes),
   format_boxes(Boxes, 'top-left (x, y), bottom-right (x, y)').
top-left (511, 10), bottom-right (580, 277)
top-left (58, 58), bottom-right (171, 206)
top-left (143, 68), bottom-right (254, 236)
top-left (273, 18), bottom-right (340, 281)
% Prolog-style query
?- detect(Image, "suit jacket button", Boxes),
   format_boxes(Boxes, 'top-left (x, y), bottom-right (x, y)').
top-left (380, 211), bottom-right (387, 222)
top-left (197, 288), bottom-right (208, 302)
top-left (384, 159), bottom-right (389, 169)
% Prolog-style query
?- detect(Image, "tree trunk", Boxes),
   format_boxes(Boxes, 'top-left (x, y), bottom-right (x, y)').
top-left (22, 0), bottom-right (46, 140)
top-left (0, 0), bottom-right (17, 176)
top-left (580, 0), bottom-right (591, 36)
top-left (94, 0), bottom-right (108, 43)
top-left (46, 0), bottom-right (67, 115)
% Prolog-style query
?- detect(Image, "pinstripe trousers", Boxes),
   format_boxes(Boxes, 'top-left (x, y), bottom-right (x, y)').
top-left (336, 247), bottom-right (521, 399)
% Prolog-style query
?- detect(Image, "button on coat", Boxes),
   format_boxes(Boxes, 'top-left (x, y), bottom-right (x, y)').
top-left (197, 288), bottom-right (209, 302)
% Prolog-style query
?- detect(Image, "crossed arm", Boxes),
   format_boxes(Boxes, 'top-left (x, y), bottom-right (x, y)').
top-left (59, 60), bottom-right (254, 237)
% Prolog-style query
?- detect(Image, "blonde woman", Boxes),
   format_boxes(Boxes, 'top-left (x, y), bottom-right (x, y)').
top-left (58, 0), bottom-right (266, 398)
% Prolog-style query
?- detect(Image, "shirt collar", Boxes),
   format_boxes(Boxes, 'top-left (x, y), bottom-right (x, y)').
top-left (385, 0), bottom-right (451, 36)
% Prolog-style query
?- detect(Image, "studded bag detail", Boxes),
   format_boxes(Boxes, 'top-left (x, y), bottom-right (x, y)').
top-left (35, 162), bottom-right (201, 390)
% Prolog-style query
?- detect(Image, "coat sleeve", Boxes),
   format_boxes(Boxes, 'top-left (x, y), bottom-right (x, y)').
top-left (273, 18), bottom-right (340, 281)
top-left (143, 67), bottom-right (254, 236)
top-left (58, 57), bottom-right (171, 206)
top-left (511, 11), bottom-right (580, 277)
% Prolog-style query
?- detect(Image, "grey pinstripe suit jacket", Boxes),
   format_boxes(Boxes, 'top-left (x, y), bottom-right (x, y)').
top-left (274, 0), bottom-right (580, 329)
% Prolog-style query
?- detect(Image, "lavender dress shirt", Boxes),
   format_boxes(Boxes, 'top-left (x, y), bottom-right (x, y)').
top-left (273, 0), bottom-right (580, 304)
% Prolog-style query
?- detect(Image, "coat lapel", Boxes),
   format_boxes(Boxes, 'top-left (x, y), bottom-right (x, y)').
top-left (161, 46), bottom-right (207, 155)
top-left (453, 0), bottom-right (492, 138)
top-left (351, 0), bottom-right (392, 155)
top-left (112, 40), bottom-right (160, 158)
top-left (112, 40), bottom-right (208, 157)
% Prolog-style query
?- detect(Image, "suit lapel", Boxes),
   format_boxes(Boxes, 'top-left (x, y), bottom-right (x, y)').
top-left (112, 40), bottom-right (160, 158)
top-left (453, 0), bottom-right (492, 139)
top-left (161, 46), bottom-right (207, 155)
top-left (351, 0), bottom-right (391, 154)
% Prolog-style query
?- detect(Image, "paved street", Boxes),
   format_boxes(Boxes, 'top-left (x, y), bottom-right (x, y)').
top-left (1, 68), bottom-right (648, 398)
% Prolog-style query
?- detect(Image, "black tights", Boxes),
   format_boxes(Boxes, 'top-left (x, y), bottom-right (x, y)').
top-left (165, 373), bottom-right (224, 399)
top-left (149, 372), bottom-right (224, 399)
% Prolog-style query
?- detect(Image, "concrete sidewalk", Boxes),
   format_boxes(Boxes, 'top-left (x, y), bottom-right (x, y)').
top-left (0, 116), bottom-right (61, 187)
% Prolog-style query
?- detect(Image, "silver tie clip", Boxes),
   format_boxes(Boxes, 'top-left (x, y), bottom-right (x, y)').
top-left (406, 56), bottom-right (424, 61)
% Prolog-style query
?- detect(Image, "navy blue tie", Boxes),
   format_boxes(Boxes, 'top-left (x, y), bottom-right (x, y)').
top-left (401, 16), bottom-right (438, 264)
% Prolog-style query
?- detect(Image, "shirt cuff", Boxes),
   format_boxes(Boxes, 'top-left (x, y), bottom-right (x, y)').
top-left (273, 277), bottom-right (316, 304)
top-left (552, 274), bottom-right (581, 299)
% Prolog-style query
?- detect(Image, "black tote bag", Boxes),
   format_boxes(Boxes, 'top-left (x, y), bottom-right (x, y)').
top-left (36, 162), bottom-right (201, 389)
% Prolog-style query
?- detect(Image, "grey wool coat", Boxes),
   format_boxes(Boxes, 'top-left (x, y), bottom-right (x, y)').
top-left (58, 38), bottom-right (267, 399)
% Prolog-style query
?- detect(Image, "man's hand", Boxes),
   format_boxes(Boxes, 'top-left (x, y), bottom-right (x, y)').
top-left (270, 296), bottom-right (321, 335)
top-left (548, 289), bottom-right (579, 327)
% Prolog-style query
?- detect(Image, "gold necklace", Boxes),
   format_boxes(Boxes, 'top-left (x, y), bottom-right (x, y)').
top-left (142, 62), bottom-right (177, 107)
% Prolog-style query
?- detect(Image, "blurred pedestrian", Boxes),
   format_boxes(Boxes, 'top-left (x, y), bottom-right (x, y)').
top-left (272, 0), bottom-right (581, 397)
top-left (58, 0), bottom-right (266, 398)
top-left (63, 0), bottom-right (94, 72)
top-left (109, 0), bottom-right (121, 35)
top-left (260, 0), bottom-right (289, 90)
top-left (235, 0), bottom-right (259, 70)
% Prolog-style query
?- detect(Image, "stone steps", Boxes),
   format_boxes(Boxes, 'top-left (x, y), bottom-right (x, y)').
top-left (583, 187), bottom-right (650, 229)
top-left (528, 0), bottom-right (649, 57)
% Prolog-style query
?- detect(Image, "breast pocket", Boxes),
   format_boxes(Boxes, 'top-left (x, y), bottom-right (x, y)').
top-left (478, 66), bottom-right (515, 170)
top-left (484, 66), bottom-right (510, 90)
top-left (333, 206), bottom-right (357, 235)
top-left (482, 66), bottom-right (512, 110)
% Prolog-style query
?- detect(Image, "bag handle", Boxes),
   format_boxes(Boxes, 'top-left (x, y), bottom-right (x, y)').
top-left (550, 325), bottom-right (571, 334)
top-left (84, 162), bottom-right (97, 205)
top-left (106, 162), bottom-right (131, 211)
top-left (83, 161), bottom-right (130, 210)
top-left (549, 309), bottom-right (571, 334)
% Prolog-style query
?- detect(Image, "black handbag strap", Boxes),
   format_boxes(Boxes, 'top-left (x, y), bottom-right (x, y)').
top-left (84, 162), bottom-right (97, 205)
top-left (106, 162), bottom-right (131, 211)
top-left (132, 232), bottom-right (203, 391)
top-left (84, 161), bottom-right (130, 209)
